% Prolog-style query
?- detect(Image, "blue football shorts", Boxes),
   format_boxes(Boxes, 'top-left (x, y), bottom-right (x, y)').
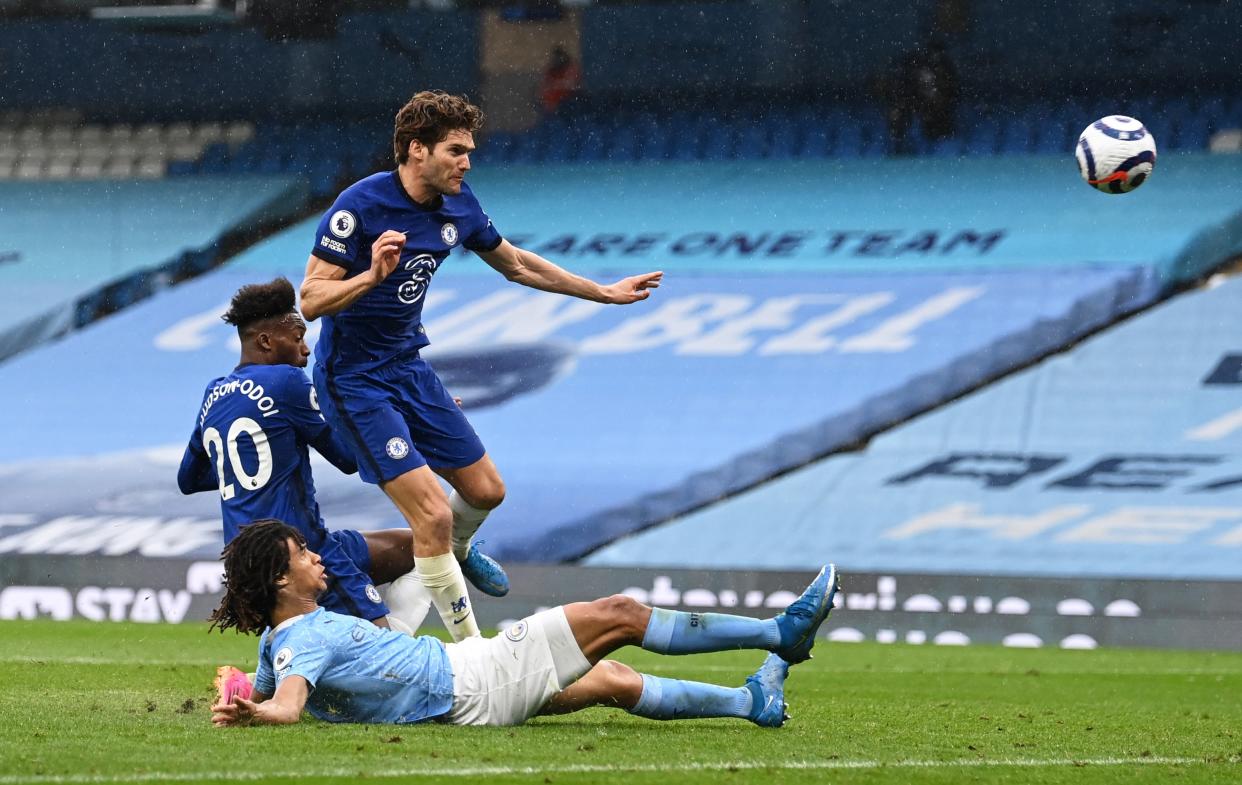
top-left (315, 528), bottom-right (391, 620)
top-left (314, 354), bottom-right (486, 485)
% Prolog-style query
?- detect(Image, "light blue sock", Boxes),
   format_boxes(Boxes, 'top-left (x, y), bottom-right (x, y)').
top-left (641, 608), bottom-right (780, 654)
top-left (628, 673), bottom-right (755, 721)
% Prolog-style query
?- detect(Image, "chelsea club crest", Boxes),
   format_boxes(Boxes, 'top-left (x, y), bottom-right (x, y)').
top-left (440, 223), bottom-right (459, 246)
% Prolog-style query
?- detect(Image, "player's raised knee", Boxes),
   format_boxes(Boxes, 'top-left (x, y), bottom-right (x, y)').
top-left (473, 477), bottom-right (505, 510)
top-left (593, 594), bottom-right (648, 635)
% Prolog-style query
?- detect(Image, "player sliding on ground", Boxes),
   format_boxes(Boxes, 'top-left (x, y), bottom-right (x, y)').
top-left (209, 520), bottom-right (839, 728)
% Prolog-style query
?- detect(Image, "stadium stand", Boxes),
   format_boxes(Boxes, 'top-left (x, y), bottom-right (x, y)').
top-left (471, 94), bottom-right (1239, 166)
top-left (0, 175), bottom-right (308, 362)
top-left (0, 154), bottom-right (1239, 563)
top-left (0, 119), bottom-right (255, 182)
top-left (585, 274), bottom-right (1242, 581)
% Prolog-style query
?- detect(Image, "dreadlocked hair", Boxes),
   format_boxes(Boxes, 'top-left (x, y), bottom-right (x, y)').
top-left (393, 90), bottom-right (484, 165)
top-left (221, 278), bottom-right (296, 334)
top-left (209, 520), bottom-right (306, 635)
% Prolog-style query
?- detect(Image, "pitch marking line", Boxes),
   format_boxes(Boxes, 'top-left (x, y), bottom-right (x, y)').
top-left (3, 656), bottom-right (1239, 677)
top-left (0, 756), bottom-right (1227, 784)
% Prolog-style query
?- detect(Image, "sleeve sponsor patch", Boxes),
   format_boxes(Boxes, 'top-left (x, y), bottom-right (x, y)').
top-left (320, 236), bottom-right (348, 255)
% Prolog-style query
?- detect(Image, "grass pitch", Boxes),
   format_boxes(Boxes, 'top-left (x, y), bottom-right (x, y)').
top-left (0, 620), bottom-right (1239, 785)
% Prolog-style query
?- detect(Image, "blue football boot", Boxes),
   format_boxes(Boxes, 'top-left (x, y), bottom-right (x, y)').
top-left (773, 564), bottom-right (840, 664)
top-left (745, 653), bottom-right (791, 728)
top-left (459, 540), bottom-right (510, 597)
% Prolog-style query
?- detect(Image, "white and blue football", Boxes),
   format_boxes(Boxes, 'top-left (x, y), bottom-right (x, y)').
top-left (1075, 115), bottom-right (1157, 194)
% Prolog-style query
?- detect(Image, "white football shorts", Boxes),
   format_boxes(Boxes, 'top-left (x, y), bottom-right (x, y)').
top-left (442, 607), bottom-right (592, 726)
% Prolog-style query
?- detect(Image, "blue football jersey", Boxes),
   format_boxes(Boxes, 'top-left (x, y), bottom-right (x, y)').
top-left (254, 608), bottom-right (455, 724)
top-left (310, 172), bottom-right (503, 374)
top-left (178, 363), bottom-right (357, 547)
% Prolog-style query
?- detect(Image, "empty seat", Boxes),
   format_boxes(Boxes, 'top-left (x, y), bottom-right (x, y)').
top-left (164, 122), bottom-right (194, 144)
top-left (106, 124), bottom-right (134, 143)
top-left (76, 125), bottom-right (106, 145)
top-left (15, 159), bottom-right (45, 180)
top-left (735, 121), bottom-right (767, 159)
top-left (169, 140), bottom-right (205, 161)
top-left (225, 121), bottom-right (255, 148)
top-left (134, 124), bottom-right (164, 145)
top-left (700, 121), bottom-right (737, 160)
top-left (46, 156), bottom-right (75, 179)
top-left (136, 158), bottom-right (167, 178)
top-left (103, 157), bottom-right (136, 178)
top-left (47, 125), bottom-right (75, 146)
top-left (195, 122), bottom-right (225, 145)
top-left (75, 157), bottom-right (107, 179)
top-left (16, 126), bottom-right (46, 147)
top-left (608, 125), bottom-right (640, 162)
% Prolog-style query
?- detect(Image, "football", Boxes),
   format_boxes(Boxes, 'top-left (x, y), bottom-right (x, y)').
top-left (1075, 115), bottom-right (1158, 194)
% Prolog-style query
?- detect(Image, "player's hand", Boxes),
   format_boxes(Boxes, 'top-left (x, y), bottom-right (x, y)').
top-left (601, 271), bottom-right (663, 304)
top-left (369, 230), bottom-right (406, 285)
top-left (211, 695), bottom-right (258, 727)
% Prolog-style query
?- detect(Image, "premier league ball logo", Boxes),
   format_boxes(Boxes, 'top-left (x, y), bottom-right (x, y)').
top-left (329, 210), bottom-right (356, 238)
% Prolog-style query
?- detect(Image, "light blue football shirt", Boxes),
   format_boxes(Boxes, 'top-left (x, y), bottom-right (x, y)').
top-left (254, 608), bottom-right (454, 724)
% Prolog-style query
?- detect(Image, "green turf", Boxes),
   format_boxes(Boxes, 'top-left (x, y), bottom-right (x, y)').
top-left (0, 620), bottom-right (1239, 785)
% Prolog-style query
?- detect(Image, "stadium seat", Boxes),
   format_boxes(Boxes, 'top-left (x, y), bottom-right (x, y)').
top-left (1034, 118), bottom-right (1073, 154)
top-left (46, 152), bottom-right (77, 179)
top-left (964, 116), bottom-right (1001, 156)
top-left (15, 157), bottom-right (45, 180)
top-left (665, 112), bottom-right (707, 161)
top-left (998, 113), bottom-right (1035, 154)
top-left (735, 120), bottom-right (767, 159)
top-left (701, 121), bottom-right (737, 161)
top-left (224, 121), bottom-right (256, 148)
top-left (104, 157), bottom-right (136, 179)
top-left (1175, 114), bottom-right (1210, 151)
top-left (634, 115), bottom-right (671, 161)
top-left (75, 156), bottom-right (106, 179)
top-left (767, 115), bottom-right (800, 159)
top-left (574, 121), bottom-right (609, 162)
top-left (929, 135), bottom-right (964, 157)
top-left (834, 122), bottom-right (863, 158)
top-left (106, 124), bottom-right (134, 144)
top-left (476, 131), bottom-right (515, 165)
top-left (608, 125), bottom-right (640, 162)
top-left (195, 122), bottom-right (225, 146)
top-left (76, 125), bottom-right (105, 145)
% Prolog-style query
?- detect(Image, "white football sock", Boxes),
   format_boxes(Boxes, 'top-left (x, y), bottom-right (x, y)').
top-left (416, 552), bottom-right (479, 640)
top-left (449, 491), bottom-right (491, 561)
top-left (384, 571), bottom-right (433, 635)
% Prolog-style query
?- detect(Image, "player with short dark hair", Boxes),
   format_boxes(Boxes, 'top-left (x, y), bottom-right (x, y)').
top-left (209, 520), bottom-right (839, 728)
top-left (178, 278), bottom-right (425, 631)
top-left (299, 90), bottom-right (664, 639)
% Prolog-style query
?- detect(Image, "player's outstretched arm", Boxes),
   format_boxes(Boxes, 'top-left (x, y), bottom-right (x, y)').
top-left (300, 230), bottom-right (406, 320)
top-left (478, 240), bottom-right (662, 304)
top-left (211, 679), bottom-right (307, 727)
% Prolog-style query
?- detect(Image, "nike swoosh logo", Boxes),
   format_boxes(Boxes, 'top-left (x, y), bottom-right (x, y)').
top-left (453, 616), bottom-right (469, 625)
top-left (763, 695), bottom-right (776, 713)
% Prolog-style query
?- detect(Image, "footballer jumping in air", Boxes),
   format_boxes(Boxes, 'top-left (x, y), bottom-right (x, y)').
top-left (299, 91), bottom-right (663, 639)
